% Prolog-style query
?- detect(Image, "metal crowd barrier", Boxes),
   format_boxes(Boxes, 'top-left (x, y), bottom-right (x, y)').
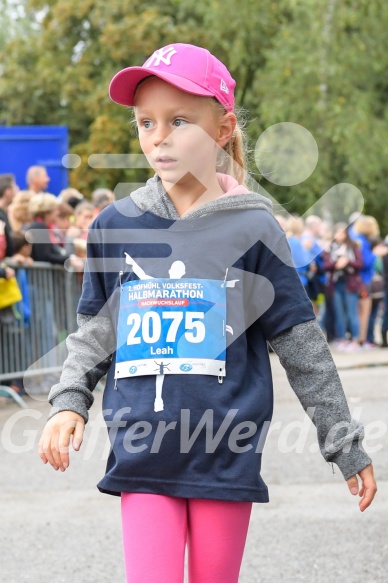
top-left (0, 262), bottom-right (82, 400)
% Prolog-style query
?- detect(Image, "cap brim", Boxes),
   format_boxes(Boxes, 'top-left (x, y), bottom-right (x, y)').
top-left (109, 67), bottom-right (214, 106)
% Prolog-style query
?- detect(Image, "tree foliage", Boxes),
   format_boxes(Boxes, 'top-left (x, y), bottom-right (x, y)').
top-left (0, 0), bottom-right (387, 232)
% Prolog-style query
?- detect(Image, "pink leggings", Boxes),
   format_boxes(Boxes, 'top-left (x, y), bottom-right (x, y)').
top-left (121, 493), bottom-right (252, 583)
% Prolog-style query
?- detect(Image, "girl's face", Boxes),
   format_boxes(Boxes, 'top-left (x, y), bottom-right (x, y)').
top-left (134, 77), bottom-right (235, 191)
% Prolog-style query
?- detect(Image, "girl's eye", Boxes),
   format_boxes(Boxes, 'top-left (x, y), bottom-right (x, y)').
top-left (140, 120), bottom-right (153, 129)
top-left (173, 119), bottom-right (187, 127)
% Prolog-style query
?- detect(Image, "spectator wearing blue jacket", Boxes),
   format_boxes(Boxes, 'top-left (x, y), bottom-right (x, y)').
top-left (285, 216), bottom-right (311, 288)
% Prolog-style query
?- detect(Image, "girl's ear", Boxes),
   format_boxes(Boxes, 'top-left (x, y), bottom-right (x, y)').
top-left (217, 112), bottom-right (237, 148)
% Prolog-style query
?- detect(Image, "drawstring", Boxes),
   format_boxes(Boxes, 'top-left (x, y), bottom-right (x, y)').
top-left (154, 375), bottom-right (164, 411)
top-left (114, 271), bottom-right (124, 391)
top-left (221, 268), bottom-right (228, 288)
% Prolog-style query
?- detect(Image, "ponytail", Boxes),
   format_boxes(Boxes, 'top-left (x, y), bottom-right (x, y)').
top-left (212, 101), bottom-right (248, 185)
top-left (221, 121), bottom-right (247, 185)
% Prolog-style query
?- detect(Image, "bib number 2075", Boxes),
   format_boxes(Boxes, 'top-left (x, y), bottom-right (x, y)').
top-left (126, 311), bottom-right (205, 345)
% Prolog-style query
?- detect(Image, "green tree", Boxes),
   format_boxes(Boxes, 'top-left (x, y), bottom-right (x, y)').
top-left (0, 0), bottom-right (285, 194)
top-left (1, 0), bottom-right (387, 236)
top-left (256, 0), bottom-right (388, 233)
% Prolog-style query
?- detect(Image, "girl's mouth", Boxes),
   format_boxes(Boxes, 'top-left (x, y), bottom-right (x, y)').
top-left (156, 156), bottom-right (177, 168)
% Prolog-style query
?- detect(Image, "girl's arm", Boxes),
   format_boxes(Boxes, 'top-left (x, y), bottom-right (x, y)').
top-left (47, 313), bottom-right (116, 422)
top-left (251, 220), bottom-right (376, 510)
top-left (269, 318), bottom-right (376, 511)
top-left (39, 312), bottom-right (116, 472)
top-left (39, 215), bottom-right (116, 471)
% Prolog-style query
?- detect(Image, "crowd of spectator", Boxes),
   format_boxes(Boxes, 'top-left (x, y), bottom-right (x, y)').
top-left (275, 213), bottom-right (388, 351)
top-left (0, 168), bottom-right (115, 326)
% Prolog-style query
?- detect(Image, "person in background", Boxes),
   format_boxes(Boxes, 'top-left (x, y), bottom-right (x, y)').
top-left (323, 223), bottom-right (363, 352)
top-left (352, 215), bottom-right (388, 348)
top-left (26, 195), bottom-right (83, 364)
top-left (52, 202), bottom-right (74, 248)
top-left (0, 219), bottom-right (14, 316)
top-left (26, 193), bottom-right (82, 269)
top-left (381, 235), bottom-right (388, 348)
top-left (91, 187), bottom-right (115, 217)
top-left (26, 166), bottom-right (50, 194)
top-left (348, 212), bottom-right (363, 240)
top-left (366, 244), bottom-right (385, 347)
top-left (302, 215), bottom-right (326, 315)
top-left (1, 230), bottom-right (33, 392)
top-left (66, 201), bottom-right (95, 262)
top-left (9, 230), bottom-right (33, 327)
top-left (0, 221), bottom-right (6, 260)
top-left (274, 213), bottom-right (287, 232)
top-left (286, 215), bottom-right (310, 288)
top-left (59, 187), bottom-right (84, 210)
top-left (8, 190), bottom-right (34, 232)
top-left (303, 215), bottom-right (324, 249)
top-left (67, 201), bottom-right (94, 240)
top-left (0, 175), bottom-right (17, 257)
top-left (0, 173), bottom-right (19, 195)
top-left (0, 174), bottom-right (17, 290)
top-left (0, 174), bottom-right (20, 321)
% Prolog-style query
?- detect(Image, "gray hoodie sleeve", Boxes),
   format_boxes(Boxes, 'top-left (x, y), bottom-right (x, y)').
top-left (269, 318), bottom-right (372, 480)
top-left (47, 313), bottom-right (116, 423)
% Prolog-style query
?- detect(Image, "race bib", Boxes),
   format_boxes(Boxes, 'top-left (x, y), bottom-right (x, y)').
top-left (115, 278), bottom-right (226, 378)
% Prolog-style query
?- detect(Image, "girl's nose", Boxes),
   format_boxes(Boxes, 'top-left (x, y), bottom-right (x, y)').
top-left (153, 125), bottom-right (171, 147)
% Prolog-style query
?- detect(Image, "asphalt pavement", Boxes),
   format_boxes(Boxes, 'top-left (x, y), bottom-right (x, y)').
top-left (0, 347), bottom-right (387, 583)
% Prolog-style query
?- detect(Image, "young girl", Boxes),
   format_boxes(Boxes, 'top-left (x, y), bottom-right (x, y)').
top-left (39, 43), bottom-right (377, 583)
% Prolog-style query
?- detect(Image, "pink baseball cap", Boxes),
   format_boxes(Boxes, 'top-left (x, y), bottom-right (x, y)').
top-left (109, 43), bottom-right (236, 111)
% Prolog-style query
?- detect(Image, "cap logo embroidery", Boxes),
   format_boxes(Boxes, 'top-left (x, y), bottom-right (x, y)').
top-left (145, 46), bottom-right (177, 68)
top-left (220, 79), bottom-right (229, 94)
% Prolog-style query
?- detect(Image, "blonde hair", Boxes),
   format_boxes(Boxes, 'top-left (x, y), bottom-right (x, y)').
top-left (59, 187), bottom-right (84, 205)
top-left (9, 190), bottom-right (34, 230)
top-left (286, 215), bottom-right (305, 237)
top-left (353, 215), bottom-right (380, 239)
top-left (29, 193), bottom-right (59, 218)
top-left (210, 100), bottom-right (247, 185)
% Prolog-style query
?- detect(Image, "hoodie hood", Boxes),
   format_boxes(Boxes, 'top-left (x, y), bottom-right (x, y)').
top-left (130, 173), bottom-right (273, 220)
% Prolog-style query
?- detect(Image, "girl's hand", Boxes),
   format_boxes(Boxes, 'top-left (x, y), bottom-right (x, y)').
top-left (39, 411), bottom-right (85, 472)
top-left (347, 464), bottom-right (377, 512)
